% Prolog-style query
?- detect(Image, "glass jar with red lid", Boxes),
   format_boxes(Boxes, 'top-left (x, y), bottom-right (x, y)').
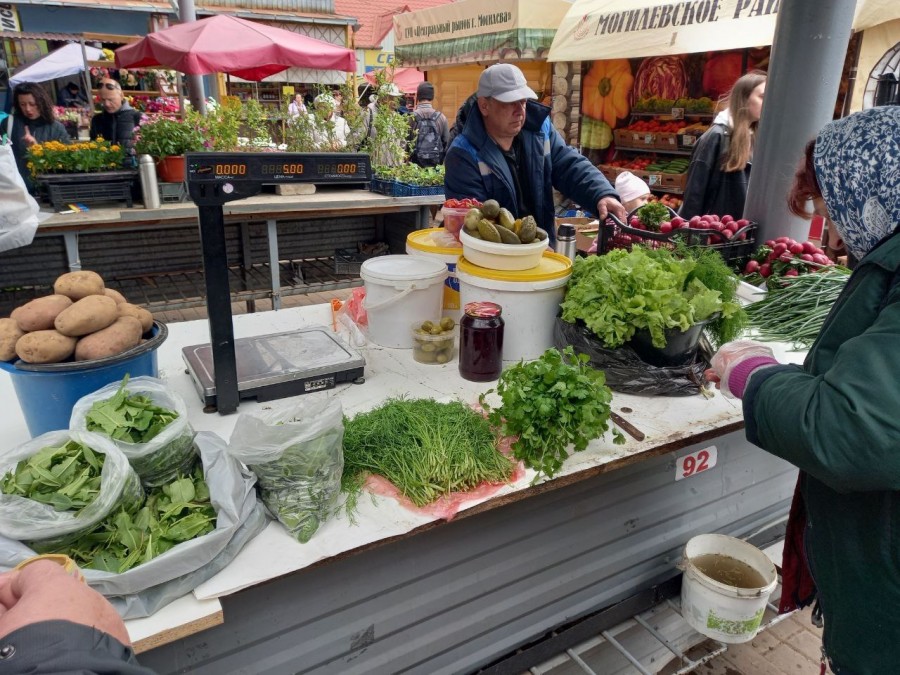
top-left (459, 302), bottom-right (504, 382)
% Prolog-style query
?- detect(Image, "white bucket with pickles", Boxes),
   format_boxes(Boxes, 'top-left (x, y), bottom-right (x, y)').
top-left (458, 199), bottom-right (549, 271)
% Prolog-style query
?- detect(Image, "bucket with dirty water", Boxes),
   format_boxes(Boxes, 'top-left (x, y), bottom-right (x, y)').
top-left (680, 533), bottom-right (778, 643)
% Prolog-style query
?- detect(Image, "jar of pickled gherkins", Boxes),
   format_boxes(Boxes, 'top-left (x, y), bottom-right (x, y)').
top-left (459, 302), bottom-right (504, 382)
top-left (412, 317), bottom-right (457, 364)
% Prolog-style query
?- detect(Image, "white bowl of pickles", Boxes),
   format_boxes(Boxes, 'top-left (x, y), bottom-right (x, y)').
top-left (411, 318), bottom-right (457, 365)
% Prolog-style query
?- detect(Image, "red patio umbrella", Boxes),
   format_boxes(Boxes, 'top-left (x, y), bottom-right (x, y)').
top-left (115, 14), bottom-right (356, 81)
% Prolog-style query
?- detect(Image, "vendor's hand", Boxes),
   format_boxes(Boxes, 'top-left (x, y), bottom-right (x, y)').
top-left (0, 560), bottom-right (130, 647)
top-left (597, 196), bottom-right (626, 223)
top-left (709, 340), bottom-right (778, 399)
top-left (22, 126), bottom-right (36, 146)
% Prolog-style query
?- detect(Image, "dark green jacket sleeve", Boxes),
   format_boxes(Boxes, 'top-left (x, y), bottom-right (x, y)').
top-left (0, 620), bottom-right (156, 674)
top-left (744, 285), bottom-right (900, 493)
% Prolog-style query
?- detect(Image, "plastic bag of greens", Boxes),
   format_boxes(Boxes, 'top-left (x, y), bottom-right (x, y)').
top-left (0, 432), bottom-right (269, 619)
top-left (0, 430), bottom-right (144, 552)
top-left (228, 396), bottom-right (344, 543)
top-left (70, 376), bottom-right (197, 488)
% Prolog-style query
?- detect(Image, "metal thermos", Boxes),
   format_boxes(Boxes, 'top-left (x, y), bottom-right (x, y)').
top-left (138, 154), bottom-right (161, 209)
top-left (555, 223), bottom-right (577, 262)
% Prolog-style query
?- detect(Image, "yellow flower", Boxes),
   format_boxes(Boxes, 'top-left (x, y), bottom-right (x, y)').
top-left (111, 145), bottom-right (120, 151)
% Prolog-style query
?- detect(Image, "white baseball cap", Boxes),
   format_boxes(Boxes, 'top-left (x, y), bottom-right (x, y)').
top-left (477, 64), bottom-right (537, 103)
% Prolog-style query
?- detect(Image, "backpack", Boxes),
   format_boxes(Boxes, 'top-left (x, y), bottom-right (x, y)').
top-left (412, 110), bottom-right (444, 167)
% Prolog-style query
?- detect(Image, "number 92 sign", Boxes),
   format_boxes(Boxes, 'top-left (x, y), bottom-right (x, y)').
top-left (675, 445), bottom-right (717, 481)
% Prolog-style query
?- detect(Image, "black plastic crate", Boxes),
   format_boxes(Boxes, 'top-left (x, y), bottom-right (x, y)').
top-left (158, 181), bottom-right (188, 203)
top-left (597, 208), bottom-right (756, 266)
top-left (40, 171), bottom-right (137, 211)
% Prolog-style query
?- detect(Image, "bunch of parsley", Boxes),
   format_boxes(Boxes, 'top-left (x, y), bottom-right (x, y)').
top-left (480, 347), bottom-right (624, 481)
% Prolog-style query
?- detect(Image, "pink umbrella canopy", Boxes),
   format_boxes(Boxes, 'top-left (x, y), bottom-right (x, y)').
top-left (363, 67), bottom-right (424, 95)
top-left (115, 15), bottom-right (356, 81)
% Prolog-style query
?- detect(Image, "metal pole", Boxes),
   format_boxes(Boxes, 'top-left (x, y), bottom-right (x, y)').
top-left (178, 0), bottom-right (207, 114)
top-left (744, 0), bottom-right (856, 244)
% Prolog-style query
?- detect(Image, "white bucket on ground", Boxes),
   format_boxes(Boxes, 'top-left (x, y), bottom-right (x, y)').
top-left (456, 252), bottom-right (571, 362)
top-left (680, 534), bottom-right (778, 644)
top-left (406, 228), bottom-right (463, 322)
top-left (361, 255), bottom-right (447, 348)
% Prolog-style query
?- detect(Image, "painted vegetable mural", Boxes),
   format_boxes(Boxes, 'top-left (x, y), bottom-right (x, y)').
top-left (581, 59), bottom-right (634, 143)
top-left (632, 56), bottom-right (688, 102)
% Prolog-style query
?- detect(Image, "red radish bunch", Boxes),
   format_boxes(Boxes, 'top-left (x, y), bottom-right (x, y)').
top-left (653, 213), bottom-right (750, 242)
top-left (743, 236), bottom-right (834, 284)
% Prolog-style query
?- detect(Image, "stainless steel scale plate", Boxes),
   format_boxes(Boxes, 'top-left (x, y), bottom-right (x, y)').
top-left (182, 327), bottom-right (365, 407)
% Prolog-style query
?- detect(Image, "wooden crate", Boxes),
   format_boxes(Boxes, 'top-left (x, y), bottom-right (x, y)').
top-left (556, 216), bottom-right (599, 253)
top-left (655, 132), bottom-right (679, 151)
top-left (597, 164), bottom-right (620, 182)
top-left (662, 172), bottom-right (688, 190)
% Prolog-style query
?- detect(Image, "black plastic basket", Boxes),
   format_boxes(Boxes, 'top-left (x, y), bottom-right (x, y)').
top-left (334, 247), bottom-right (390, 275)
top-left (597, 205), bottom-right (756, 266)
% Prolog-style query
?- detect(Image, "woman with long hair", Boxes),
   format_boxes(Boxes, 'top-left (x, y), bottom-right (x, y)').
top-left (679, 70), bottom-right (767, 219)
top-left (9, 82), bottom-right (70, 191)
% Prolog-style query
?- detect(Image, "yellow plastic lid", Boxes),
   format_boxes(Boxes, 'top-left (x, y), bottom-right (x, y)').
top-left (406, 228), bottom-right (464, 256)
top-left (457, 251), bottom-right (572, 282)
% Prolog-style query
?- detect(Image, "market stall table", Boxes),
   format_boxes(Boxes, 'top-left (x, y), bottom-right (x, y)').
top-left (0, 305), bottom-right (803, 673)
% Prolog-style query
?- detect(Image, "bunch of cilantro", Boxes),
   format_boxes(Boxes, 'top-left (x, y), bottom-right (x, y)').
top-left (560, 248), bottom-right (736, 349)
top-left (480, 347), bottom-right (625, 481)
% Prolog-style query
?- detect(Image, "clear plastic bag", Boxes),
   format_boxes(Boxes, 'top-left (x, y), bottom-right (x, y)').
top-left (228, 396), bottom-right (344, 543)
top-left (0, 429), bottom-right (144, 551)
top-left (69, 376), bottom-right (197, 487)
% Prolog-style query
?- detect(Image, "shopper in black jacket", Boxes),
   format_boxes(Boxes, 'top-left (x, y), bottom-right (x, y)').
top-left (89, 79), bottom-right (143, 166)
top-left (0, 559), bottom-right (156, 675)
top-left (8, 83), bottom-right (70, 192)
top-left (679, 71), bottom-right (767, 220)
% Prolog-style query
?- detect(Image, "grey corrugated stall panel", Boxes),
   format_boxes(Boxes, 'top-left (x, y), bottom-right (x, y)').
top-left (141, 431), bottom-right (796, 675)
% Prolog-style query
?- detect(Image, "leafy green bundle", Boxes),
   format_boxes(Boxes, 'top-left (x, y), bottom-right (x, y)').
top-left (82, 377), bottom-right (197, 487)
top-left (480, 347), bottom-right (624, 481)
top-left (342, 398), bottom-right (514, 510)
top-left (561, 247), bottom-right (739, 349)
top-left (251, 429), bottom-right (344, 544)
top-left (61, 464), bottom-right (216, 573)
top-left (1, 440), bottom-right (104, 513)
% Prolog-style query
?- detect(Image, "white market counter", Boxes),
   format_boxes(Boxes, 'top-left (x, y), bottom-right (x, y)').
top-left (0, 305), bottom-right (802, 674)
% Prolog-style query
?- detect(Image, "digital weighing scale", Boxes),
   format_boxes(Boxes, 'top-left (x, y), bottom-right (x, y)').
top-left (184, 152), bottom-right (372, 414)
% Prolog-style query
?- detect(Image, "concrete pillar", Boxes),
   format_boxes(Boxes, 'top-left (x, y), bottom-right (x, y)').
top-left (179, 0), bottom-right (207, 115)
top-left (744, 0), bottom-right (856, 243)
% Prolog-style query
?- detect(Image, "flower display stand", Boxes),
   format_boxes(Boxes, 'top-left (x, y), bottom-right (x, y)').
top-left (39, 171), bottom-right (137, 211)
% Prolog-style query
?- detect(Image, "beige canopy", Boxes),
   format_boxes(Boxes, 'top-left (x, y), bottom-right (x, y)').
top-left (394, 0), bottom-right (571, 68)
top-left (548, 0), bottom-right (900, 62)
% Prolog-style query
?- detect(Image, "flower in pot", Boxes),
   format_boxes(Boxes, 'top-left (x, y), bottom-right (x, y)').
top-left (26, 139), bottom-right (125, 177)
top-left (133, 116), bottom-right (204, 183)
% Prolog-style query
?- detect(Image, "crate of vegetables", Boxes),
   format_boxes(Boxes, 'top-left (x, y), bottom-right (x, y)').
top-left (597, 203), bottom-right (756, 266)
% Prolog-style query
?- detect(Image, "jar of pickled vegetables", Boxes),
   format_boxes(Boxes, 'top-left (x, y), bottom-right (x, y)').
top-left (459, 302), bottom-right (504, 382)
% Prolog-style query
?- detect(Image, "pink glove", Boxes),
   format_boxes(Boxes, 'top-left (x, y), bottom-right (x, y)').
top-left (710, 340), bottom-right (779, 399)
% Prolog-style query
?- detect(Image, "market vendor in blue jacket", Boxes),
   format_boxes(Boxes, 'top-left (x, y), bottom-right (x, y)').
top-left (444, 64), bottom-right (625, 244)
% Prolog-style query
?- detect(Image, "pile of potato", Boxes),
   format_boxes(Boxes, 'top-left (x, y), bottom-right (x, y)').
top-left (0, 271), bottom-right (155, 365)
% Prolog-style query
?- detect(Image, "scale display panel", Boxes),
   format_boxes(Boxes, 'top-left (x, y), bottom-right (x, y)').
top-left (187, 152), bottom-right (371, 184)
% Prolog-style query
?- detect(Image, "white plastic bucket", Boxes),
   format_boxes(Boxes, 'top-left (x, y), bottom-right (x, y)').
top-left (680, 534), bottom-right (778, 644)
top-left (457, 252), bottom-right (571, 362)
top-left (406, 228), bottom-right (463, 322)
top-left (361, 255), bottom-right (447, 348)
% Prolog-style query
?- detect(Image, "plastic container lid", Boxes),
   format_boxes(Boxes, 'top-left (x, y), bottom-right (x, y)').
top-left (406, 229), bottom-right (464, 256)
top-left (457, 251), bottom-right (571, 282)
top-left (360, 254), bottom-right (447, 283)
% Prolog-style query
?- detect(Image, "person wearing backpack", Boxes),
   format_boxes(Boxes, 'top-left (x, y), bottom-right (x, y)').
top-left (410, 82), bottom-right (449, 168)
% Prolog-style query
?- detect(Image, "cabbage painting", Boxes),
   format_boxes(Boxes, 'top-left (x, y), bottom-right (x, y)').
top-left (633, 56), bottom-right (688, 102)
top-left (582, 59), bottom-right (634, 131)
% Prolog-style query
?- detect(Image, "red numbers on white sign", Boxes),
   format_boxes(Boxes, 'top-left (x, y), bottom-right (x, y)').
top-left (676, 446), bottom-right (717, 481)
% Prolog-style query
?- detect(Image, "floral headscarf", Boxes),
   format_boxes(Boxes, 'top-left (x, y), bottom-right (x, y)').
top-left (813, 106), bottom-right (900, 261)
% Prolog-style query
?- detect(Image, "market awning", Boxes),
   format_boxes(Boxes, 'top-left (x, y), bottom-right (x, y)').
top-left (548, 0), bottom-right (900, 62)
top-left (9, 43), bottom-right (104, 88)
top-left (393, 0), bottom-right (571, 68)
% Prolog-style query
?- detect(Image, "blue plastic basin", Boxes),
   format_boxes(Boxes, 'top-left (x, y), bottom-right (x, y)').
top-left (0, 321), bottom-right (168, 438)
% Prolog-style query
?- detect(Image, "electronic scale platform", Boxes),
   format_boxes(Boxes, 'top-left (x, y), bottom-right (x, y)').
top-left (184, 152), bottom-right (372, 414)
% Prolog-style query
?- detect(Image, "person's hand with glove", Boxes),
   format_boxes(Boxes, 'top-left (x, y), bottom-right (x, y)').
top-left (705, 340), bottom-right (779, 399)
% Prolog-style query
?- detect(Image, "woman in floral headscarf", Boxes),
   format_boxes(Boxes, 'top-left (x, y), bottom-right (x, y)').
top-left (707, 106), bottom-right (900, 675)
